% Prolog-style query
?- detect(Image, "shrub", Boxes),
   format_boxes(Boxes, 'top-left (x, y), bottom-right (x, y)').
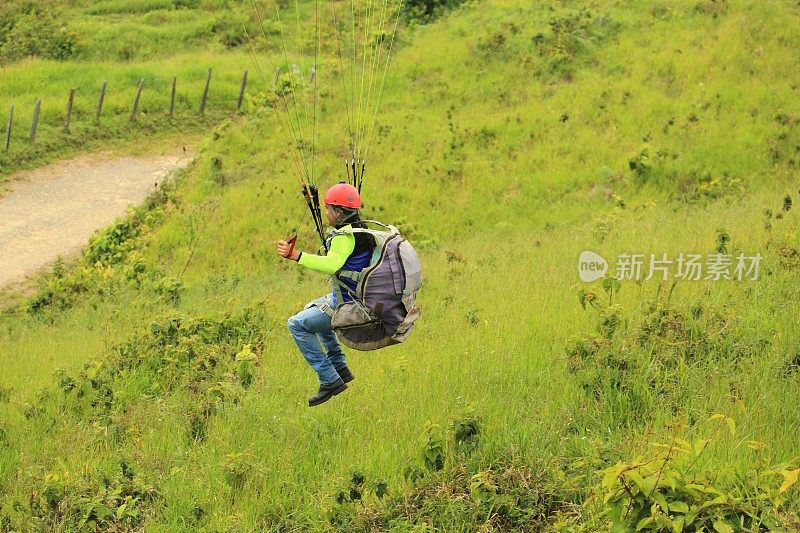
top-left (0, 2), bottom-right (79, 62)
top-left (26, 461), bottom-right (159, 531)
top-left (40, 309), bottom-right (265, 437)
top-left (403, 0), bottom-right (471, 24)
top-left (22, 181), bottom-right (177, 315)
top-left (566, 284), bottom-right (771, 428)
top-left (585, 415), bottom-right (799, 531)
top-left (87, 0), bottom-right (200, 16)
top-left (531, 7), bottom-right (620, 79)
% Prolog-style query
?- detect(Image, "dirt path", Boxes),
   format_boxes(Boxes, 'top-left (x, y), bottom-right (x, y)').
top-left (0, 149), bottom-right (194, 289)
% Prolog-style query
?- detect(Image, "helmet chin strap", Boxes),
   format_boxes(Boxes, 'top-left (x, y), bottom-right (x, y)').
top-left (334, 207), bottom-right (358, 226)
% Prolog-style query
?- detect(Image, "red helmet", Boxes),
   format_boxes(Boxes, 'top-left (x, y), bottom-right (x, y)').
top-left (324, 182), bottom-right (361, 209)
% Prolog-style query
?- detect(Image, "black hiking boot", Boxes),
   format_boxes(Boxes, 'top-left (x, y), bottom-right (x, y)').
top-left (308, 378), bottom-right (348, 407)
top-left (335, 365), bottom-right (355, 383)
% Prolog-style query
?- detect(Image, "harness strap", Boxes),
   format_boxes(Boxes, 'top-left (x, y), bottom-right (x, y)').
top-left (332, 276), bottom-right (358, 301)
top-left (337, 269), bottom-right (363, 282)
top-left (329, 220), bottom-right (399, 238)
top-left (318, 301), bottom-right (335, 318)
top-left (332, 282), bottom-right (344, 312)
top-left (331, 277), bottom-right (372, 320)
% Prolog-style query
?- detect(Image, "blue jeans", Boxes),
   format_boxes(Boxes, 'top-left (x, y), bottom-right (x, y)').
top-left (287, 294), bottom-right (347, 385)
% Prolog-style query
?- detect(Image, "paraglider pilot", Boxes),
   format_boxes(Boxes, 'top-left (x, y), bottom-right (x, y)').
top-left (276, 183), bottom-right (376, 406)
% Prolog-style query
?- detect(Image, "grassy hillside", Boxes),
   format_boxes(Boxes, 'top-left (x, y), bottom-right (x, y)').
top-left (0, 0), bottom-right (274, 178)
top-left (1, 0), bottom-right (800, 530)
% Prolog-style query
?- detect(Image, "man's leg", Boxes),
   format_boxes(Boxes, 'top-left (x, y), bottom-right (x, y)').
top-left (315, 294), bottom-right (353, 381)
top-left (287, 305), bottom-right (341, 385)
top-left (317, 330), bottom-right (345, 367)
top-left (317, 329), bottom-right (353, 382)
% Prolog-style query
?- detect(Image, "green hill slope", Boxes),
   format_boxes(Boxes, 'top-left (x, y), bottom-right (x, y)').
top-left (1, 0), bottom-right (800, 530)
top-left (0, 0), bottom-right (271, 178)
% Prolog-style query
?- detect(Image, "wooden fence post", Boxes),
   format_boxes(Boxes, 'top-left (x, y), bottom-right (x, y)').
top-left (30, 99), bottom-right (41, 143)
top-left (237, 70), bottom-right (248, 112)
top-left (130, 78), bottom-right (144, 121)
top-left (200, 68), bottom-right (212, 116)
top-left (96, 81), bottom-right (107, 123)
top-left (169, 76), bottom-right (177, 118)
top-left (4, 104), bottom-right (12, 151)
top-left (64, 88), bottom-right (76, 132)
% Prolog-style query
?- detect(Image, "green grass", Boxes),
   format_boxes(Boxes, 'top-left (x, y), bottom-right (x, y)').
top-left (0, 0), bottom-right (275, 178)
top-left (0, 52), bottom-right (261, 180)
top-left (1, 0), bottom-right (800, 530)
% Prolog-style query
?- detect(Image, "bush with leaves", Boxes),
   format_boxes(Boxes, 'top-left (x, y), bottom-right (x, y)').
top-left (20, 461), bottom-right (159, 531)
top-left (325, 415), bottom-right (587, 531)
top-left (21, 180), bottom-right (178, 315)
top-left (0, 2), bottom-right (79, 62)
top-left (530, 6), bottom-right (620, 79)
top-left (578, 411), bottom-right (800, 532)
top-left (3, 310), bottom-right (265, 528)
top-left (24, 309), bottom-right (265, 449)
top-left (566, 280), bottom-right (770, 428)
top-left (403, 0), bottom-right (471, 24)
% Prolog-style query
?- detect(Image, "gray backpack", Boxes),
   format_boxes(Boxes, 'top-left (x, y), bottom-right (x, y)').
top-left (328, 221), bottom-right (422, 351)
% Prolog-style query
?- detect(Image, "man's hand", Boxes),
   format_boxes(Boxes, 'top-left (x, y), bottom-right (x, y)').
top-left (277, 239), bottom-right (300, 261)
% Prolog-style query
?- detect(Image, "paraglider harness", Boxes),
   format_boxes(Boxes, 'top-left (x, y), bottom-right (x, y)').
top-left (314, 221), bottom-right (422, 351)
